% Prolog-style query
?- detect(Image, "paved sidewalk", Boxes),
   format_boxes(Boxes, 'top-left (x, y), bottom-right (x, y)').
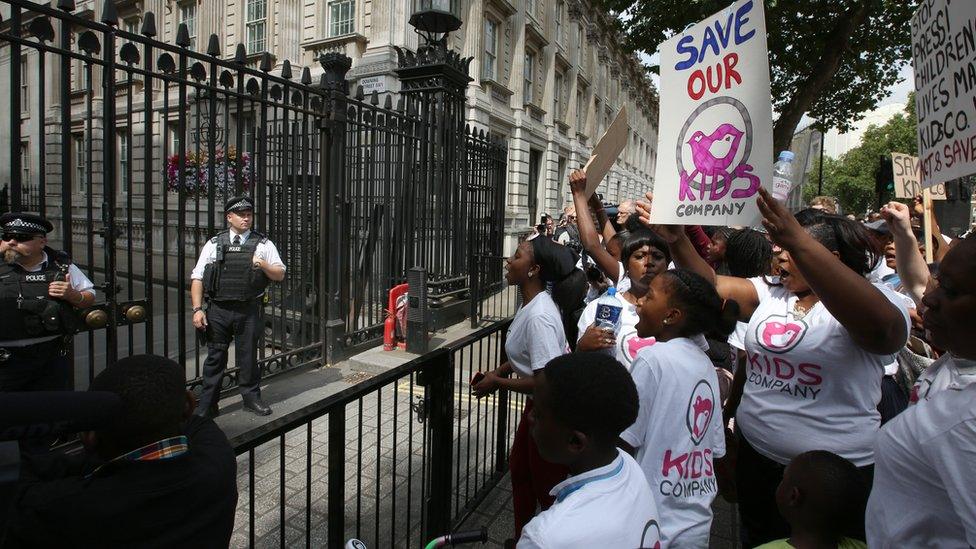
top-left (456, 472), bottom-right (741, 548)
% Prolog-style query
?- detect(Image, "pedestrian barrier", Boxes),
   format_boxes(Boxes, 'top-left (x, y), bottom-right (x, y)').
top-left (229, 318), bottom-right (520, 548)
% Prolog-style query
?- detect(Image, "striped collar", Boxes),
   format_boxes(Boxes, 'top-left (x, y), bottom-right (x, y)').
top-left (88, 436), bottom-right (189, 478)
top-left (117, 435), bottom-right (189, 462)
top-left (550, 452), bottom-right (625, 503)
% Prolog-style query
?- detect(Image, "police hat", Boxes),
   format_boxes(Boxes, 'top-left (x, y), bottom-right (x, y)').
top-left (224, 195), bottom-right (254, 213)
top-left (0, 212), bottom-right (53, 236)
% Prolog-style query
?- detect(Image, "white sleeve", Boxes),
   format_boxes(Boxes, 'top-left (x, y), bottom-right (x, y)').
top-left (620, 356), bottom-right (659, 449)
top-left (67, 264), bottom-right (95, 298)
top-left (874, 283), bottom-right (912, 345)
top-left (576, 301), bottom-right (597, 343)
top-left (727, 322), bottom-right (747, 351)
top-left (190, 240), bottom-right (218, 280)
top-left (926, 420), bottom-right (976, 546)
top-left (517, 518), bottom-right (548, 549)
top-left (527, 316), bottom-right (566, 371)
top-left (258, 240), bottom-right (286, 270)
top-left (748, 276), bottom-right (775, 303)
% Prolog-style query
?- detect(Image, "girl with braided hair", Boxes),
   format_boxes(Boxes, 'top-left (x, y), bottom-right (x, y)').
top-left (636, 187), bottom-right (910, 546)
top-left (471, 236), bottom-right (585, 540)
top-left (619, 268), bottom-right (739, 547)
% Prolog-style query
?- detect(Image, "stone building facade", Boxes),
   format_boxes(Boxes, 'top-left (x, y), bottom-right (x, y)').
top-left (1, 0), bottom-right (658, 252)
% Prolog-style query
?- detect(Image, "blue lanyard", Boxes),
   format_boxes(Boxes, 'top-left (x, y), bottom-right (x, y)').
top-left (555, 458), bottom-right (624, 503)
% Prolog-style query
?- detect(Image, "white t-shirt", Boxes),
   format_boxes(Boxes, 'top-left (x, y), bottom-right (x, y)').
top-left (736, 277), bottom-right (910, 466)
top-left (190, 229), bottom-right (286, 280)
top-left (518, 449), bottom-right (662, 549)
top-left (577, 296), bottom-right (656, 371)
top-left (866, 256), bottom-right (895, 284)
top-left (621, 338), bottom-right (726, 548)
top-left (505, 291), bottom-right (568, 378)
top-left (727, 321), bottom-right (748, 351)
top-left (866, 381), bottom-right (976, 547)
top-left (909, 353), bottom-right (976, 405)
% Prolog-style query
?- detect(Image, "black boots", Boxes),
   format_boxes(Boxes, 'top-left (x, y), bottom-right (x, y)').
top-left (242, 394), bottom-right (272, 416)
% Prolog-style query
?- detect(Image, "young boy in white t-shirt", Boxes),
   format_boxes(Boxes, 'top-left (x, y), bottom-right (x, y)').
top-left (517, 352), bottom-right (661, 549)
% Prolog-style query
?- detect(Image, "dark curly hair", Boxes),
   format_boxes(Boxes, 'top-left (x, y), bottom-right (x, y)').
top-left (663, 269), bottom-right (740, 337)
top-left (542, 352), bottom-right (638, 445)
top-left (89, 354), bottom-right (187, 450)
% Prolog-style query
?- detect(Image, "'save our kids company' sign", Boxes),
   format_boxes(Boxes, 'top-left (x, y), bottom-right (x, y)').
top-left (650, 0), bottom-right (773, 226)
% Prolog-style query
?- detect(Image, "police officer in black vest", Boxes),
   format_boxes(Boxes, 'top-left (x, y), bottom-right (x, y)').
top-left (0, 212), bottom-right (95, 392)
top-left (190, 196), bottom-right (285, 417)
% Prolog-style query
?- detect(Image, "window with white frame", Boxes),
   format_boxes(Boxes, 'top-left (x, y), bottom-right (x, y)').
top-left (119, 130), bottom-right (129, 194)
top-left (179, 3), bottom-right (196, 50)
top-left (168, 125), bottom-right (183, 155)
top-left (329, 0), bottom-right (356, 37)
top-left (555, 1), bottom-right (564, 45)
top-left (20, 142), bottom-right (30, 188)
top-left (73, 134), bottom-right (86, 192)
top-left (246, 0), bottom-right (267, 53)
top-left (117, 18), bottom-right (140, 82)
top-left (482, 18), bottom-right (498, 81)
top-left (577, 23), bottom-right (583, 50)
top-left (526, 0), bottom-right (536, 19)
top-left (20, 58), bottom-right (29, 114)
top-left (523, 51), bottom-right (535, 104)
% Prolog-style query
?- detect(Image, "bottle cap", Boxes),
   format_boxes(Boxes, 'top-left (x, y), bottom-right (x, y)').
top-left (777, 151), bottom-right (795, 162)
top-left (607, 287), bottom-right (616, 297)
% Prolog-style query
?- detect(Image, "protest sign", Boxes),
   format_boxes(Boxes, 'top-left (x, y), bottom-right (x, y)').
top-left (891, 152), bottom-right (946, 200)
top-left (911, 0), bottom-right (976, 188)
top-left (583, 106), bottom-right (629, 198)
top-left (650, 0), bottom-right (772, 226)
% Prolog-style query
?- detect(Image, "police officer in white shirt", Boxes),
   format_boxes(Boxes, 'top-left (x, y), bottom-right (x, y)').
top-left (190, 196), bottom-right (285, 418)
top-left (518, 352), bottom-right (661, 549)
top-left (866, 235), bottom-right (976, 547)
top-left (0, 212), bottom-right (95, 392)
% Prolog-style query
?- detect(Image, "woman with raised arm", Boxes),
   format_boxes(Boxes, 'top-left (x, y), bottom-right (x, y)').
top-left (470, 236), bottom-right (585, 540)
top-left (636, 187), bottom-right (910, 546)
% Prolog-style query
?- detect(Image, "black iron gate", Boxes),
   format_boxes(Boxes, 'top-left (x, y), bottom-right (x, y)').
top-left (0, 0), bottom-right (508, 391)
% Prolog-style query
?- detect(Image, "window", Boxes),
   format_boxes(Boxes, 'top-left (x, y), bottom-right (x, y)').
top-left (168, 125), bottom-right (183, 155)
top-left (482, 18), bottom-right (497, 81)
top-left (555, 2), bottom-right (564, 45)
top-left (576, 89), bottom-right (584, 129)
top-left (526, 0), bottom-right (536, 19)
top-left (119, 131), bottom-right (129, 194)
top-left (527, 149), bottom-right (542, 221)
top-left (523, 52), bottom-right (535, 104)
top-left (553, 72), bottom-right (563, 118)
top-left (329, 0), bottom-right (355, 37)
top-left (20, 58), bottom-right (28, 114)
top-left (118, 19), bottom-right (140, 82)
top-left (179, 3), bottom-right (196, 50)
top-left (73, 134), bottom-right (86, 193)
top-left (246, 0), bottom-right (267, 53)
top-left (577, 23), bottom-right (583, 49)
top-left (20, 142), bottom-right (30, 188)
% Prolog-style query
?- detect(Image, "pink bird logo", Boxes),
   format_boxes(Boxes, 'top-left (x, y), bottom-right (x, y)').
top-left (755, 315), bottom-right (808, 354)
top-left (687, 123), bottom-right (744, 177)
top-left (624, 332), bottom-right (656, 362)
top-left (686, 380), bottom-right (715, 445)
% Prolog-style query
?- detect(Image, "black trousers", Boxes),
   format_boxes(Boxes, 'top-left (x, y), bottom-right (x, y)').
top-left (878, 375), bottom-right (909, 425)
top-left (735, 431), bottom-right (874, 547)
top-left (0, 340), bottom-right (70, 392)
top-left (196, 300), bottom-right (263, 415)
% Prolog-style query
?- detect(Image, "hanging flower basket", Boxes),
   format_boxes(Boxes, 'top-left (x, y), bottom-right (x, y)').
top-left (165, 147), bottom-right (252, 199)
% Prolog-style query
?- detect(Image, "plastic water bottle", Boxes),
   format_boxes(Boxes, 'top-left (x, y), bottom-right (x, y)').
top-left (594, 287), bottom-right (623, 352)
top-left (771, 151), bottom-right (795, 202)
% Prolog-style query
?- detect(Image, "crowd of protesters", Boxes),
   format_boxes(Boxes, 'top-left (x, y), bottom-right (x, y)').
top-left (479, 169), bottom-right (975, 548)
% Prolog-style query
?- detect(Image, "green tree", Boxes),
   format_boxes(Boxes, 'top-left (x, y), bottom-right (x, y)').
top-left (802, 100), bottom-right (917, 214)
top-left (602, 0), bottom-right (917, 155)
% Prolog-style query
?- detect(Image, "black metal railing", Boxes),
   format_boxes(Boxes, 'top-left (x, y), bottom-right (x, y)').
top-left (0, 0), bottom-right (509, 392)
top-left (229, 318), bottom-right (519, 548)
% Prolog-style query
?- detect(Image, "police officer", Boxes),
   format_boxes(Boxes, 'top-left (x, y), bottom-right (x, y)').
top-left (0, 212), bottom-right (95, 392)
top-left (190, 196), bottom-right (285, 418)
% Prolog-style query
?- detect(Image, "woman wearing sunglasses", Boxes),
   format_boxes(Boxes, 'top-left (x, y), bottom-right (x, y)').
top-left (0, 212), bottom-right (95, 393)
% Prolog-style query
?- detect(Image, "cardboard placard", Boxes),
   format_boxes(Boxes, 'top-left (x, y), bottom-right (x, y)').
top-left (891, 152), bottom-right (946, 200)
top-left (582, 106), bottom-right (629, 198)
top-left (911, 1), bottom-right (976, 187)
top-left (650, 0), bottom-right (773, 226)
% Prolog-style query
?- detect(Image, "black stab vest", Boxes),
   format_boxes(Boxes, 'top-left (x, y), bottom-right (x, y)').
top-left (203, 231), bottom-right (270, 302)
top-left (0, 249), bottom-right (80, 340)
